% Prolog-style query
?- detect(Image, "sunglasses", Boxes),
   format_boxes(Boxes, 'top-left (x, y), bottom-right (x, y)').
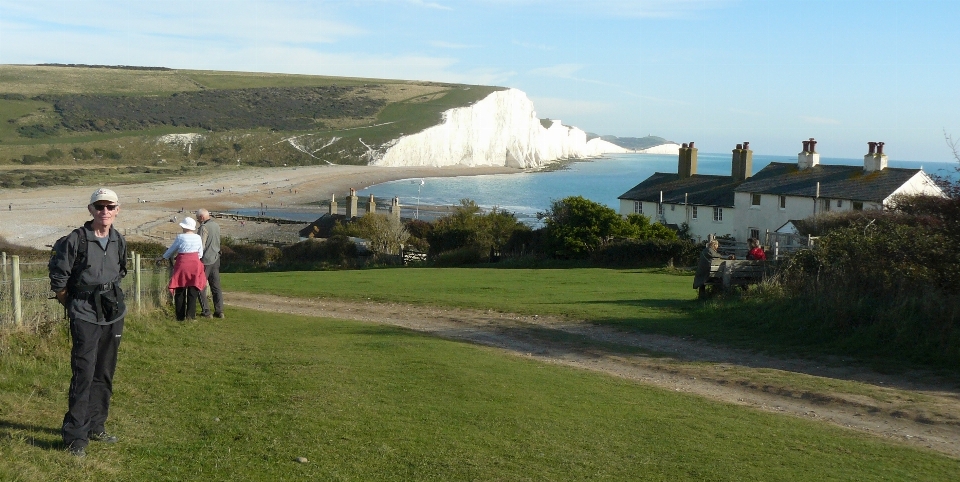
top-left (93, 204), bottom-right (119, 211)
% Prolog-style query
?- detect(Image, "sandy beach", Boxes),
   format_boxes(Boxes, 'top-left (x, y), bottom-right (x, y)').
top-left (0, 165), bottom-right (518, 249)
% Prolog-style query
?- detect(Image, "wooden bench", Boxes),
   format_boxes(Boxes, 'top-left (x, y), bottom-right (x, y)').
top-left (705, 259), bottom-right (771, 289)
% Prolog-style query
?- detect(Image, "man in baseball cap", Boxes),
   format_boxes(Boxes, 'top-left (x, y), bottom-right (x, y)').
top-left (49, 187), bottom-right (127, 457)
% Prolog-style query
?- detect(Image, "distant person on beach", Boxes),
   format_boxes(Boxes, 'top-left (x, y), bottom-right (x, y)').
top-left (746, 238), bottom-right (767, 261)
top-left (196, 208), bottom-right (224, 319)
top-left (163, 217), bottom-right (206, 321)
top-left (49, 188), bottom-right (127, 457)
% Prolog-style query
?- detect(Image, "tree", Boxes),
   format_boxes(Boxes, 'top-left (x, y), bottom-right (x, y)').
top-left (540, 196), bottom-right (638, 258)
top-left (333, 213), bottom-right (408, 255)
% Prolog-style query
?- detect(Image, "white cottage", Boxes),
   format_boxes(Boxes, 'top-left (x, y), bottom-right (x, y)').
top-left (619, 139), bottom-right (945, 243)
top-left (618, 141), bottom-right (751, 242)
top-left (733, 140), bottom-right (944, 241)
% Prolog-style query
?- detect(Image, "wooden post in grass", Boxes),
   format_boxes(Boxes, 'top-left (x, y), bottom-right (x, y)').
top-left (11, 255), bottom-right (22, 327)
top-left (1, 252), bottom-right (7, 283)
top-left (134, 252), bottom-right (142, 312)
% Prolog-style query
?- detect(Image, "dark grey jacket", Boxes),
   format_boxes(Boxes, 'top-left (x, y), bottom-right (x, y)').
top-left (49, 221), bottom-right (127, 325)
top-left (198, 218), bottom-right (221, 265)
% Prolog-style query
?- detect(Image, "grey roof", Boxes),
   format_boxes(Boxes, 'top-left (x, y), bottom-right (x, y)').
top-left (734, 163), bottom-right (923, 202)
top-left (618, 173), bottom-right (739, 208)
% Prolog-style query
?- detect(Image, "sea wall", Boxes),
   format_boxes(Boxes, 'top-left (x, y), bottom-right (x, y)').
top-left (372, 88), bottom-right (630, 168)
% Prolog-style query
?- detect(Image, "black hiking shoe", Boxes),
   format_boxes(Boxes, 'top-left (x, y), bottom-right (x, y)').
top-left (90, 431), bottom-right (118, 444)
top-left (67, 443), bottom-right (86, 457)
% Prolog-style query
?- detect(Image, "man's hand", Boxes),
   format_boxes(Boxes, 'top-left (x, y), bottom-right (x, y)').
top-left (55, 289), bottom-right (68, 305)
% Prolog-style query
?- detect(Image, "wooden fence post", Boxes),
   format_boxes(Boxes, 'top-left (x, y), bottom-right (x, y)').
top-left (12, 255), bottom-right (22, 327)
top-left (1, 251), bottom-right (7, 284)
top-left (135, 252), bottom-right (142, 312)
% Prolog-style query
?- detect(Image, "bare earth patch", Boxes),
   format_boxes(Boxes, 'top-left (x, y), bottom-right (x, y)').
top-left (226, 291), bottom-right (960, 459)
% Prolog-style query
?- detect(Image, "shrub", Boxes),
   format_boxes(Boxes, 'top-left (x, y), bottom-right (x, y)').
top-left (592, 238), bottom-right (700, 268)
top-left (280, 236), bottom-right (358, 267)
top-left (540, 196), bottom-right (638, 259)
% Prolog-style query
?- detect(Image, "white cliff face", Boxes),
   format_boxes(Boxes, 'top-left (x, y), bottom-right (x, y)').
top-left (637, 143), bottom-right (681, 155)
top-left (372, 88), bottom-right (629, 168)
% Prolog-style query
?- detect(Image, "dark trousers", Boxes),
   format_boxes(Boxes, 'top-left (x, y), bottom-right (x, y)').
top-left (174, 287), bottom-right (200, 320)
top-left (198, 259), bottom-right (223, 315)
top-left (63, 318), bottom-right (123, 449)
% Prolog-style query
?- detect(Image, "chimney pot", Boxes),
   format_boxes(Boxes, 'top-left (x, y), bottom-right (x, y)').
top-left (877, 142), bottom-right (885, 155)
top-left (743, 141), bottom-right (750, 150)
top-left (689, 141), bottom-right (695, 148)
top-left (736, 143), bottom-right (743, 150)
top-left (681, 143), bottom-right (688, 149)
top-left (867, 141), bottom-right (877, 155)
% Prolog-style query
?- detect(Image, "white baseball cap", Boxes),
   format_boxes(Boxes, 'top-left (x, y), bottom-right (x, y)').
top-left (89, 188), bottom-right (120, 205)
top-left (179, 217), bottom-right (197, 231)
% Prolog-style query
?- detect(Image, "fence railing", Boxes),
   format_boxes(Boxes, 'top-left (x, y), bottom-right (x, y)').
top-left (0, 252), bottom-right (171, 328)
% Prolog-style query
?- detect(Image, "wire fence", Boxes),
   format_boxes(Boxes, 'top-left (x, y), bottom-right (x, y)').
top-left (0, 252), bottom-right (172, 329)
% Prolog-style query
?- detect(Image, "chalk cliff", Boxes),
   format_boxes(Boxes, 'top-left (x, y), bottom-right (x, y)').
top-left (636, 143), bottom-right (680, 155)
top-left (371, 89), bottom-right (630, 168)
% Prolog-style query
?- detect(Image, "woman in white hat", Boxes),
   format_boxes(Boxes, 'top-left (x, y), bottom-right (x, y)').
top-left (162, 216), bottom-right (207, 320)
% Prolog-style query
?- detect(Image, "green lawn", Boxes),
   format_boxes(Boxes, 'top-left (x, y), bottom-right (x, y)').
top-left (2, 309), bottom-right (957, 481)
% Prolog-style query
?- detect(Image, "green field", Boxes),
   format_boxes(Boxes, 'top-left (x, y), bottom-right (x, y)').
top-left (3, 306), bottom-right (957, 481)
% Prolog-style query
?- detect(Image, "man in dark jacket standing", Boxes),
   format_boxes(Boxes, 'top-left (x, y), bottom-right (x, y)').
top-left (50, 188), bottom-right (127, 457)
top-left (196, 208), bottom-right (224, 318)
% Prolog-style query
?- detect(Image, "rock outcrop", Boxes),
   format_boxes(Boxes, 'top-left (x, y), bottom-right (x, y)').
top-left (372, 89), bottom-right (630, 168)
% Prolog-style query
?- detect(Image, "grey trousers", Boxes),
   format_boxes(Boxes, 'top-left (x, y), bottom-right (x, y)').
top-left (62, 318), bottom-right (123, 449)
top-left (198, 259), bottom-right (223, 315)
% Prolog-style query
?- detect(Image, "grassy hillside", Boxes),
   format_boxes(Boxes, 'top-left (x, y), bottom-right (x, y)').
top-left (4, 308), bottom-right (958, 480)
top-left (0, 65), bottom-right (502, 184)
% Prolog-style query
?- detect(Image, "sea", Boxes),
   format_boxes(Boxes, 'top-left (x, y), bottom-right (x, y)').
top-left (228, 152), bottom-right (958, 225)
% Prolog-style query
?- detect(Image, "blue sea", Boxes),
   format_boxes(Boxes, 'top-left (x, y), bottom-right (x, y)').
top-left (227, 153), bottom-right (957, 224)
top-left (360, 153), bottom-right (958, 224)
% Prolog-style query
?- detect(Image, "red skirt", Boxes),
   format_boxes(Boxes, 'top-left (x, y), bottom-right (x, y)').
top-left (168, 252), bottom-right (207, 291)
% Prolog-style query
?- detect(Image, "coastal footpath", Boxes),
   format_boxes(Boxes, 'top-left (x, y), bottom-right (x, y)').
top-left (372, 89), bottom-right (630, 168)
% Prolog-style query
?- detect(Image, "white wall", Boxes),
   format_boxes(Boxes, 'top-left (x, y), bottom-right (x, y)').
top-left (620, 199), bottom-right (735, 242)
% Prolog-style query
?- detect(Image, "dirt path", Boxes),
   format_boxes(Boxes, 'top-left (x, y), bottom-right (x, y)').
top-left (225, 291), bottom-right (960, 459)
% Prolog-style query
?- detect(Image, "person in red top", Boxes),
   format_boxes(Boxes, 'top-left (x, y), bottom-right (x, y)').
top-left (746, 238), bottom-right (767, 261)
top-left (162, 217), bottom-right (207, 320)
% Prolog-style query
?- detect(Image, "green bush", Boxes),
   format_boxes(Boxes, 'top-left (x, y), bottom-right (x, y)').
top-left (592, 238), bottom-right (700, 268)
top-left (540, 196), bottom-right (638, 259)
top-left (280, 236), bottom-right (359, 267)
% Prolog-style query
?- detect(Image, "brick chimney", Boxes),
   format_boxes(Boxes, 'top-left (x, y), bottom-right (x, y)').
top-left (329, 193), bottom-right (338, 215)
top-left (678, 141), bottom-right (698, 179)
top-left (346, 188), bottom-right (358, 219)
top-left (390, 196), bottom-right (401, 220)
top-left (368, 194), bottom-right (377, 215)
top-left (731, 141), bottom-right (753, 182)
top-left (798, 138), bottom-right (820, 169)
top-left (863, 141), bottom-right (888, 173)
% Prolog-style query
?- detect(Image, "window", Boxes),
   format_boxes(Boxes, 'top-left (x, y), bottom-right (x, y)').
top-left (634, 201), bottom-right (642, 214)
top-left (779, 195), bottom-right (786, 209)
top-left (821, 199), bottom-right (831, 212)
top-left (751, 193), bottom-right (761, 206)
top-left (750, 228), bottom-right (760, 240)
top-left (692, 206), bottom-right (698, 220)
top-left (670, 204), bottom-right (675, 211)
top-left (837, 199), bottom-right (843, 208)
top-left (853, 201), bottom-right (863, 211)
top-left (658, 203), bottom-right (664, 216)
top-left (713, 207), bottom-right (723, 222)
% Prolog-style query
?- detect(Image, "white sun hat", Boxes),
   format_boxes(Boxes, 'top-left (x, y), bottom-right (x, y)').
top-left (179, 217), bottom-right (197, 231)
top-left (89, 188), bottom-right (119, 205)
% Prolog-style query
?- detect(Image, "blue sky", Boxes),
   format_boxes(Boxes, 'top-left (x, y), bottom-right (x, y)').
top-left (1, 0), bottom-right (959, 162)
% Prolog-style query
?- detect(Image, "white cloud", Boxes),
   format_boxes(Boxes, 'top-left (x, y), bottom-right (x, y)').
top-left (405, 0), bottom-right (453, 10)
top-left (480, 0), bottom-right (735, 18)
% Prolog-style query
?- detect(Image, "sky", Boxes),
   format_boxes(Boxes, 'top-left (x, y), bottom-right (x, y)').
top-left (1, 0), bottom-right (959, 162)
